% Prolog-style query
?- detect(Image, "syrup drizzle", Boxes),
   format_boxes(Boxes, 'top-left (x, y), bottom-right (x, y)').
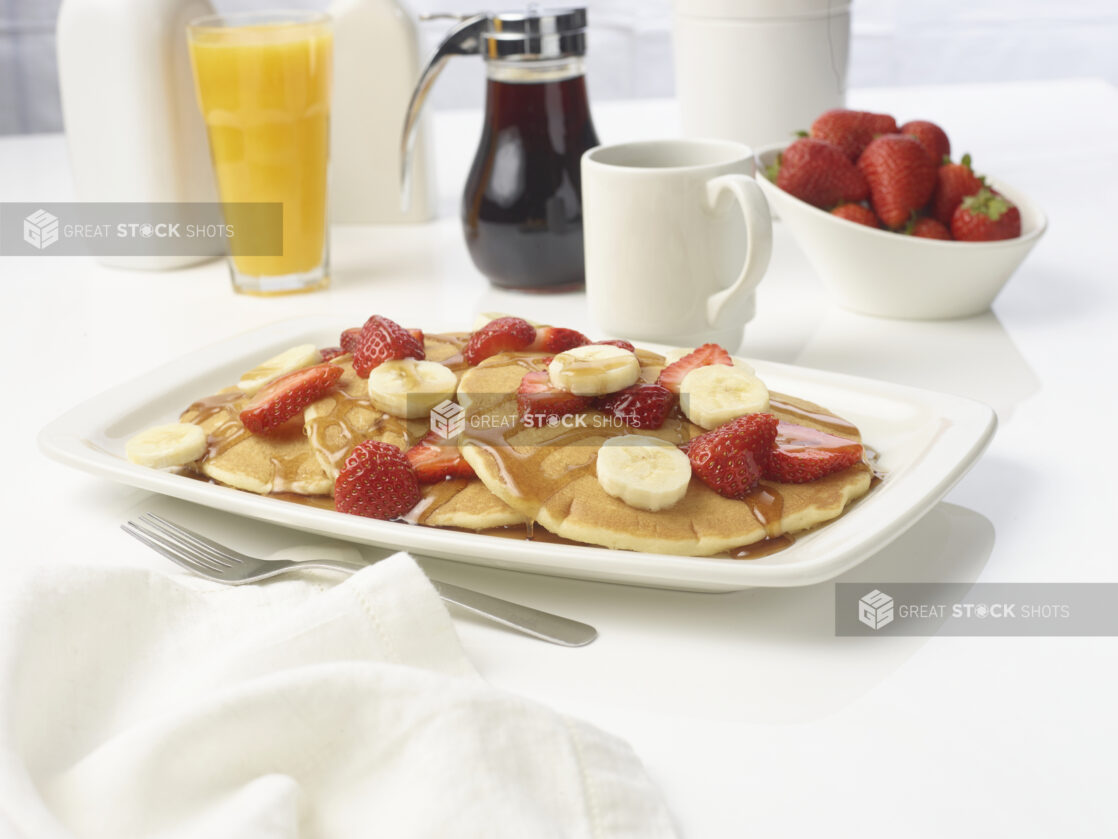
top-left (768, 397), bottom-right (859, 438)
top-left (182, 391), bottom-right (250, 459)
top-left (181, 342), bottom-right (871, 563)
top-left (307, 386), bottom-right (412, 473)
top-left (398, 478), bottom-right (472, 526)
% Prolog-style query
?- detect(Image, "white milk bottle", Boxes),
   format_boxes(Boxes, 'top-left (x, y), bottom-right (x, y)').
top-left (56, 0), bottom-right (218, 270)
top-left (329, 0), bottom-right (436, 223)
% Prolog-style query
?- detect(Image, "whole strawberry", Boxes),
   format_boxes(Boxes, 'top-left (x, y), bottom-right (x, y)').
top-left (900, 120), bottom-right (951, 166)
top-left (685, 412), bottom-right (778, 499)
top-left (907, 217), bottom-right (952, 240)
top-left (951, 188), bottom-right (1022, 242)
top-left (353, 315), bottom-right (425, 378)
top-left (335, 440), bottom-right (422, 519)
top-left (931, 153), bottom-right (984, 226)
top-left (772, 138), bottom-right (869, 209)
top-left (857, 135), bottom-right (937, 229)
top-left (810, 109), bottom-right (898, 161)
top-left (831, 203), bottom-right (880, 228)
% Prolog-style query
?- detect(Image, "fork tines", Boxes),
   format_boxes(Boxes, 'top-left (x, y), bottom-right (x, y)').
top-left (121, 514), bottom-right (234, 576)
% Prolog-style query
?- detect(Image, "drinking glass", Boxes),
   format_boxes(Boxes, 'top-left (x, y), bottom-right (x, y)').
top-left (188, 11), bottom-right (332, 295)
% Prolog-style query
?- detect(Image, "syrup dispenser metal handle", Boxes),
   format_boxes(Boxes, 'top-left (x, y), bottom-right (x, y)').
top-left (400, 13), bottom-right (487, 208)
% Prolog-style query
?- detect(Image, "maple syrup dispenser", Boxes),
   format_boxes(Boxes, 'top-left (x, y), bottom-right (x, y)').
top-left (402, 8), bottom-right (599, 291)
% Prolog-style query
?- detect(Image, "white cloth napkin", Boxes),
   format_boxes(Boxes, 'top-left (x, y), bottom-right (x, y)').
top-left (0, 554), bottom-right (676, 839)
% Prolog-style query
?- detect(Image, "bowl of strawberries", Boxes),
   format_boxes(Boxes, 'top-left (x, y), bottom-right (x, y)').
top-left (755, 109), bottom-right (1047, 319)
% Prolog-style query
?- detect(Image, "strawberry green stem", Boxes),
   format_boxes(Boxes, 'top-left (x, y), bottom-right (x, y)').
top-left (960, 187), bottom-right (1013, 221)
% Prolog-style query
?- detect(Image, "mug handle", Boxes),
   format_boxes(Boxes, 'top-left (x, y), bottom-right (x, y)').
top-left (704, 174), bottom-right (773, 327)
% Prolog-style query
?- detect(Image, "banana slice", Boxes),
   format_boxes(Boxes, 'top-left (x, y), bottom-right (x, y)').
top-left (367, 359), bottom-right (458, 419)
top-left (679, 365), bottom-right (770, 429)
top-left (662, 347), bottom-right (755, 375)
top-left (126, 423), bottom-right (208, 468)
top-left (471, 312), bottom-right (545, 330)
top-left (548, 344), bottom-right (640, 396)
top-left (238, 344), bottom-right (322, 395)
top-left (596, 435), bottom-right (692, 512)
top-left (662, 347), bottom-right (691, 366)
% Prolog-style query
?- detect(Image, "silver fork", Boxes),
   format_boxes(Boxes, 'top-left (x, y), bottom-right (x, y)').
top-left (121, 513), bottom-right (597, 647)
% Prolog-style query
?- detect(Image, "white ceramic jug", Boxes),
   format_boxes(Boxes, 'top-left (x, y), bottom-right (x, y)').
top-left (674, 0), bottom-right (851, 149)
top-left (56, 0), bottom-right (218, 271)
top-left (329, 0), bottom-right (436, 223)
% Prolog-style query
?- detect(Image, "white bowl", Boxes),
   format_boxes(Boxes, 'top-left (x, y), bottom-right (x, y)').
top-left (754, 142), bottom-right (1047, 319)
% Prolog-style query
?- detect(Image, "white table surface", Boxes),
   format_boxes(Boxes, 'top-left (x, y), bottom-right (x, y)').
top-left (4, 78), bottom-right (1118, 837)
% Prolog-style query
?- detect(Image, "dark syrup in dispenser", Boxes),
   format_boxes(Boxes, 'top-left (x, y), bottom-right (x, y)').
top-left (402, 8), bottom-right (598, 292)
top-left (463, 71), bottom-right (598, 291)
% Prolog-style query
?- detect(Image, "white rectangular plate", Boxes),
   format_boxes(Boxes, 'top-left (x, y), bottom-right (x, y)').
top-left (39, 315), bottom-right (995, 591)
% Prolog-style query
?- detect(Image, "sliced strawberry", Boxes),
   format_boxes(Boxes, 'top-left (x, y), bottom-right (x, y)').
top-left (516, 370), bottom-right (591, 424)
top-left (656, 343), bottom-right (733, 394)
top-left (334, 440), bottom-right (422, 519)
top-left (597, 383), bottom-right (675, 430)
top-left (528, 326), bottom-right (591, 354)
top-left (405, 431), bottom-right (476, 483)
top-left (595, 338), bottom-right (636, 353)
top-left (407, 328), bottom-right (425, 346)
top-left (319, 346), bottom-right (346, 362)
top-left (239, 363), bottom-right (343, 435)
top-left (340, 327), bottom-right (362, 354)
top-left (353, 315), bottom-right (425, 378)
top-left (686, 413), bottom-right (779, 499)
top-left (763, 421), bottom-right (863, 484)
top-left (464, 317), bottom-right (536, 365)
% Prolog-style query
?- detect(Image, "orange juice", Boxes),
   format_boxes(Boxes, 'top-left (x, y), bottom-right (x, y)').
top-left (189, 15), bottom-right (332, 287)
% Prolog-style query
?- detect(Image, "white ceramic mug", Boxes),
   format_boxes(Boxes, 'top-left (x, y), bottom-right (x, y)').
top-left (581, 139), bottom-right (772, 349)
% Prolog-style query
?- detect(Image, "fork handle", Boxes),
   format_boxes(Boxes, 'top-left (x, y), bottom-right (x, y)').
top-left (296, 559), bottom-right (598, 647)
top-left (430, 581), bottom-right (598, 647)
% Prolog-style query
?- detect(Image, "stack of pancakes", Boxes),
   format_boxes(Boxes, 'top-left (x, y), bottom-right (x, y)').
top-left (180, 332), bottom-right (873, 557)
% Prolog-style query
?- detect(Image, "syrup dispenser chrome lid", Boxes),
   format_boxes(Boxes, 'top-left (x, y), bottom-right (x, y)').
top-left (401, 7), bottom-right (588, 203)
top-left (481, 7), bottom-right (587, 59)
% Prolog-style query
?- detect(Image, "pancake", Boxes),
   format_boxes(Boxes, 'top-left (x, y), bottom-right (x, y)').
top-left (303, 334), bottom-right (470, 480)
top-left (180, 387), bottom-right (333, 496)
top-left (458, 352), bottom-right (873, 556)
top-left (301, 339), bottom-right (526, 528)
top-left (302, 355), bottom-right (426, 482)
top-left (410, 479), bottom-right (530, 530)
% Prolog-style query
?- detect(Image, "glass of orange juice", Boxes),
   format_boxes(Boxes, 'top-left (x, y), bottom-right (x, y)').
top-left (188, 11), bottom-right (332, 295)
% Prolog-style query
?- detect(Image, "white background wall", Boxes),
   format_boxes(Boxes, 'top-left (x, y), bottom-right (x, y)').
top-left (2, 0), bottom-right (1117, 134)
